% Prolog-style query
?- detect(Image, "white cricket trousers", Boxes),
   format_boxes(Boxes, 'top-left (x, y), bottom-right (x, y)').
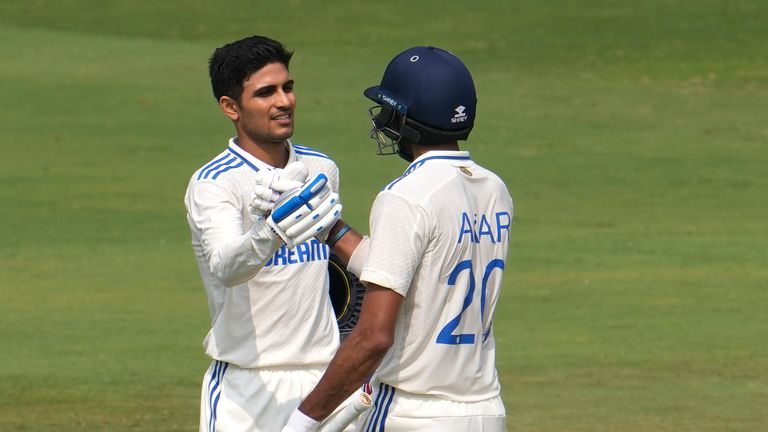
top-left (357, 382), bottom-right (506, 432)
top-left (200, 360), bottom-right (355, 432)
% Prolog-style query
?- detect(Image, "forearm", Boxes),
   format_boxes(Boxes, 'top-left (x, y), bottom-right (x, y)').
top-left (326, 219), bottom-right (362, 264)
top-left (298, 285), bottom-right (402, 421)
top-left (298, 328), bottom-right (388, 421)
top-left (206, 223), bottom-right (281, 286)
top-left (189, 182), bottom-right (282, 286)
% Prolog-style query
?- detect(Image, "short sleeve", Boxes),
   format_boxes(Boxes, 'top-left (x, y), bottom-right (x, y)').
top-left (360, 191), bottom-right (432, 296)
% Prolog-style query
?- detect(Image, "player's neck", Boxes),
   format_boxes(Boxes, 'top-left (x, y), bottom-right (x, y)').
top-left (235, 137), bottom-right (290, 168)
top-left (411, 141), bottom-right (460, 160)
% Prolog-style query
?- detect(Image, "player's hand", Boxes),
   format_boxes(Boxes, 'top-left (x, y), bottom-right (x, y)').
top-left (267, 173), bottom-right (342, 249)
top-left (249, 161), bottom-right (308, 216)
top-left (280, 408), bottom-right (320, 432)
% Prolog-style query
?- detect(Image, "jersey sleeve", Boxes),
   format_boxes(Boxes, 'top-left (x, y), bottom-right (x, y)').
top-left (185, 179), bottom-right (274, 286)
top-left (360, 191), bottom-right (432, 296)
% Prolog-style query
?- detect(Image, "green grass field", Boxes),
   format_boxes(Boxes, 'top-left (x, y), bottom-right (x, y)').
top-left (1, 1), bottom-right (766, 430)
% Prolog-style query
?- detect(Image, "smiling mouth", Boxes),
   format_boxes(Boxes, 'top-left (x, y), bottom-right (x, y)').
top-left (272, 112), bottom-right (292, 121)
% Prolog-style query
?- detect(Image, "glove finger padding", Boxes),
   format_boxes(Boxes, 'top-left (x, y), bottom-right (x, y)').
top-left (253, 161), bottom-right (307, 194)
top-left (250, 162), bottom-right (308, 217)
top-left (270, 174), bottom-right (329, 224)
top-left (267, 173), bottom-right (341, 248)
top-left (249, 184), bottom-right (280, 216)
top-left (305, 186), bottom-right (331, 210)
top-left (284, 192), bottom-right (340, 238)
top-left (281, 161), bottom-right (309, 182)
top-left (288, 200), bottom-right (342, 246)
top-left (271, 161), bottom-right (308, 193)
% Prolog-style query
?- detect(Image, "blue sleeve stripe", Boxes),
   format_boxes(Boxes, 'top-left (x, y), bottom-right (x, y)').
top-left (200, 156), bottom-right (237, 180)
top-left (211, 161), bottom-right (245, 179)
top-left (197, 153), bottom-right (233, 180)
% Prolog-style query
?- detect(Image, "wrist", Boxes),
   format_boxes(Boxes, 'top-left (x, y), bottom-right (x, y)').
top-left (326, 223), bottom-right (352, 250)
top-left (282, 408), bottom-right (320, 432)
top-left (251, 218), bottom-right (284, 250)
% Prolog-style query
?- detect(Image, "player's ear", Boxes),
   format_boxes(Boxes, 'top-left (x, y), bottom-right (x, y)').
top-left (219, 96), bottom-right (239, 121)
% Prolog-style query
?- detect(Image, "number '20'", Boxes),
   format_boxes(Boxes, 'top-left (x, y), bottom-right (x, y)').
top-left (436, 259), bottom-right (505, 345)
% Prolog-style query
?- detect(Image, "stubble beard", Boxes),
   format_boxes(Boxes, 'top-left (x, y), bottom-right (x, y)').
top-left (244, 123), bottom-right (294, 148)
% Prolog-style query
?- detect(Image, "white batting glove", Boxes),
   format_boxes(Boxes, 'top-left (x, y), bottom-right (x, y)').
top-left (281, 408), bottom-right (320, 432)
top-left (249, 161), bottom-right (308, 216)
top-left (245, 162), bottom-right (311, 263)
top-left (267, 173), bottom-right (342, 249)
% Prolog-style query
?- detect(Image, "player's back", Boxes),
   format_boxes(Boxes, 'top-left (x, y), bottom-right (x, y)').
top-left (365, 151), bottom-right (513, 402)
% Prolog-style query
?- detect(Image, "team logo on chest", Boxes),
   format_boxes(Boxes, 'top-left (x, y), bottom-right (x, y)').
top-left (264, 238), bottom-right (329, 267)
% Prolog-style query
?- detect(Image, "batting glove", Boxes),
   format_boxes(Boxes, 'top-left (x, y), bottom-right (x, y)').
top-left (249, 161), bottom-right (308, 216)
top-left (267, 173), bottom-right (342, 249)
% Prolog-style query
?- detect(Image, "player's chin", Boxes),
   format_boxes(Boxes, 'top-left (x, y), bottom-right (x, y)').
top-left (273, 125), bottom-right (294, 141)
top-left (275, 122), bottom-right (293, 138)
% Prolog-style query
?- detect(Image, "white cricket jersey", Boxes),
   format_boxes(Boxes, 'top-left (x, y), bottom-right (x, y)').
top-left (184, 138), bottom-right (340, 369)
top-left (360, 150), bottom-right (513, 403)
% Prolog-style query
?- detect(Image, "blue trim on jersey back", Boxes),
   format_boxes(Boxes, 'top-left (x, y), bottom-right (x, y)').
top-left (293, 144), bottom-right (332, 160)
top-left (384, 155), bottom-right (471, 190)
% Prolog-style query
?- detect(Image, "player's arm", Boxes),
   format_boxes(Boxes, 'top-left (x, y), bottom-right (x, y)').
top-left (286, 283), bottom-right (402, 429)
top-left (187, 163), bottom-right (340, 286)
top-left (283, 192), bottom-right (426, 431)
top-left (325, 219), bottom-right (363, 265)
top-left (187, 180), bottom-right (281, 286)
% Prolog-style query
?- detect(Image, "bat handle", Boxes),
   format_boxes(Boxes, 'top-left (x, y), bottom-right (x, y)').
top-left (318, 391), bottom-right (373, 432)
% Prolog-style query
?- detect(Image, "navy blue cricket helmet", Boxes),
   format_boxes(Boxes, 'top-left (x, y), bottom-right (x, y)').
top-left (364, 46), bottom-right (477, 160)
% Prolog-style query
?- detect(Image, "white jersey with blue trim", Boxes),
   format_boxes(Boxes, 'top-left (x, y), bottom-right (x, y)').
top-left (185, 138), bottom-right (341, 369)
top-left (360, 150), bottom-right (513, 403)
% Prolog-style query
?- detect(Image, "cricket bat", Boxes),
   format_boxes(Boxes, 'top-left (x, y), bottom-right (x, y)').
top-left (318, 391), bottom-right (373, 432)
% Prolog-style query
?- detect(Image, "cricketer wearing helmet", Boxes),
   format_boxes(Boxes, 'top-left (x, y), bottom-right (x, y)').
top-left (282, 46), bottom-right (514, 432)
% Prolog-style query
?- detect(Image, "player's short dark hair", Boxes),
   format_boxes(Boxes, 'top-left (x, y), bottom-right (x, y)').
top-left (208, 35), bottom-right (293, 103)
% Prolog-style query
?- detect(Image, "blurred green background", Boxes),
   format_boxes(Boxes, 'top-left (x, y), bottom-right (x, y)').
top-left (1, 1), bottom-right (766, 430)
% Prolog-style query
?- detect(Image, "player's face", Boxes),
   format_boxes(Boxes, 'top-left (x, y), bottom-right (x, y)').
top-left (236, 62), bottom-right (295, 146)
